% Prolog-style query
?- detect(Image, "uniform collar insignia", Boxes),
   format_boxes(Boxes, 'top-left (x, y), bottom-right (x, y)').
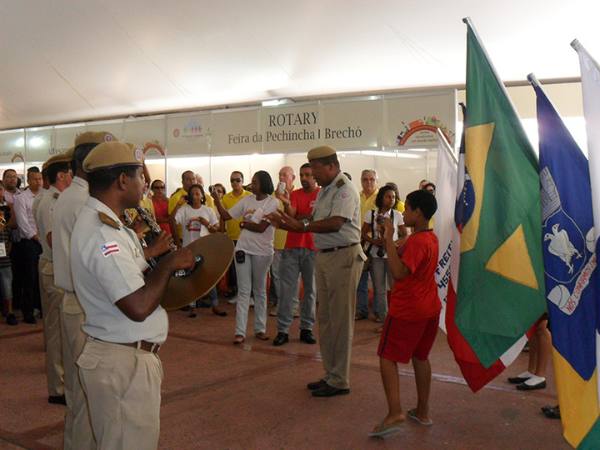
top-left (336, 178), bottom-right (345, 188)
top-left (53, 192), bottom-right (59, 199)
top-left (98, 212), bottom-right (121, 230)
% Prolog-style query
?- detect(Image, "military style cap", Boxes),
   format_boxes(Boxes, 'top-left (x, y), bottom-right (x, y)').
top-left (63, 147), bottom-right (75, 160)
top-left (74, 131), bottom-right (116, 147)
top-left (83, 141), bottom-right (144, 173)
top-left (307, 145), bottom-right (336, 161)
top-left (42, 152), bottom-right (73, 171)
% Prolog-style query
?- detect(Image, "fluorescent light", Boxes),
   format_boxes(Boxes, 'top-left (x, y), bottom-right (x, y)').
top-left (361, 150), bottom-right (423, 159)
top-left (28, 137), bottom-right (45, 148)
top-left (261, 98), bottom-right (294, 107)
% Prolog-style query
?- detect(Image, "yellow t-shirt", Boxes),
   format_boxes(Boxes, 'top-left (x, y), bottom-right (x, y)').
top-left (360, 190), bottom-right (378, 224)
top-left (396, 200), bottom-right (405, 213)
top-left (222, 190), bottom-right (251, 241)
top-left (273, 196), bottom-right (287, 251)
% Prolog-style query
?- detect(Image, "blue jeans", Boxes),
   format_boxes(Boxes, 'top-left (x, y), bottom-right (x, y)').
top-left (277, 248), bottom-right (316, 334)
top-left (356, 270), bottom-right (370, 317)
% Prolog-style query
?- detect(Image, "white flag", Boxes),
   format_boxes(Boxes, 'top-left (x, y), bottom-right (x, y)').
top-left (434, 129), bottom-right (458, 332)
top-left (572, 38), bottom-right (600, 403)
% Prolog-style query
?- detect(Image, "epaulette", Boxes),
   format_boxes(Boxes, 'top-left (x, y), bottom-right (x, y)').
top-left (336, 178), bottom-right (345, 188)
top-left (98, 212), bottom-right (121, 230)
top-left (53, 193), bottom-right (59, 199)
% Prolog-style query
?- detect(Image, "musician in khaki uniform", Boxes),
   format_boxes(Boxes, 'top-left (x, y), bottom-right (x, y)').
top-left (72, 141), bottom-right (193, 449)
top-left (53, 131), bottom-right (116, 450)
top-left (267, 145), bottom-right (365, 397)
top-left (36, 152), bottom-right (73, 405)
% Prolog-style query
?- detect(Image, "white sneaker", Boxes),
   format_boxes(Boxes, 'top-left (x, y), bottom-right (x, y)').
top-left (227, 297), bottom-right (238, 304)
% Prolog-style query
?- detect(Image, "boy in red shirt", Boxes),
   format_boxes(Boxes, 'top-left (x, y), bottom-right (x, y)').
top-left (370, 189), bottom-right (440, 439)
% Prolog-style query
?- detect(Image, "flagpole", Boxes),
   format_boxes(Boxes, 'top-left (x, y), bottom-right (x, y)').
top-left (461, 17), bottom-right (533, 151)
top-left (527, 73), bottom-right (540, 89)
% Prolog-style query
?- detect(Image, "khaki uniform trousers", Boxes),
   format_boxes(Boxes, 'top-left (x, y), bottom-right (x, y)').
top-left (314, 244), bottom-right (365, 389)
top-left (39, 259), bottom-right (64, 397)
top-left (60, 291), bottom-right (95, 450)
top-left (77, 338), bottom-right (163, 450)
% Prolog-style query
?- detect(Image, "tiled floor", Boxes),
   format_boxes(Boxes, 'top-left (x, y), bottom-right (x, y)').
top-left (0, 303), bottom-right (568, 449)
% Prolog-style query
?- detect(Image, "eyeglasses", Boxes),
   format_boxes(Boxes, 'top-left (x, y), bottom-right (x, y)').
top-left (230, 178), bottom-right (242, 183)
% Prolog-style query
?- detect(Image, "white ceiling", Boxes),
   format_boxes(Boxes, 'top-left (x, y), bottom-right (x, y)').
top-left (0, 0), bottom-right (598, 130)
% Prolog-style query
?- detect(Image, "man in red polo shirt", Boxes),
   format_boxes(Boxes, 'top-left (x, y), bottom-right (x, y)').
top-left (273, 163), bottom-right (320, 346)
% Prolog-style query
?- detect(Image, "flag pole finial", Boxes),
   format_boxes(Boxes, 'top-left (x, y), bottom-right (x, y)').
top-left (462, 17), bottom-right (472, 25)
top-left (570, 39), bottom-right (581, 51)
top-left (527, 73), bottom-right (540, 88)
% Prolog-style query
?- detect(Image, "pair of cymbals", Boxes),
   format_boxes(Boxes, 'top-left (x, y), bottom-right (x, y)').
top-left (160, 233), bottom-right (234, 311)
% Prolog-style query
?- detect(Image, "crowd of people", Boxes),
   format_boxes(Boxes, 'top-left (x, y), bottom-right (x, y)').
top-left (0, 134), bottom-right (555, 447)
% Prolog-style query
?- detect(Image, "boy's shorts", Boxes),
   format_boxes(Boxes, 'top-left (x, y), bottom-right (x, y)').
top-left (377, 314), bottom-right (439, 363)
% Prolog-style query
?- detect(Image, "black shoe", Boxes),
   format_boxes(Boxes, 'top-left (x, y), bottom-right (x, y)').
top-left (516, 380), bottom-right (546, 391)
top-left (48, 395), bottom-right (66, 405)
top-left (6, 313), bottom-right (17, 326)
top-left (541, 405), bottom-right (560, 419)
top-left (180, 305), bottom-right (191, 312)
top-left (188, 311), bottom-right (197, 318)
top-left (508, 376), bottom-right (530, 384)
top-left (273, 332), bottom-right (289, 346)
top-left (212, 307), bottom-right (227, 317)
top-left (311, 384), bottom-right (350, 397)
top-left (307, 379), bottom-right (328, 391)
top-left (300, 329), bottom-right (316, 344)
top-left (23, 315), bottom-right (36, 324)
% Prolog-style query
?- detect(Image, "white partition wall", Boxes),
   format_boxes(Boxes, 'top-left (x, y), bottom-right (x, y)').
top-left (0, 89), bottom-right (458, 192)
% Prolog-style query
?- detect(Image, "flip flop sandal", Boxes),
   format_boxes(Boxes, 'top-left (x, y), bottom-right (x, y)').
top-left (408, 409), bottom-right (433, 426)
top-left (368, 421), bottom-right (404, 439)
top-left (233, 335), bottom-right (245, 345)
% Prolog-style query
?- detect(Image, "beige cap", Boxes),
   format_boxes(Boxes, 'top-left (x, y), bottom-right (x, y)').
top-left (74, 131), bottom-right (116, 147)
top-left (42, 152), bottom-right (73, 171)
top-left (307, 145), bottom-right (336, 161)
top-left (63, 147), bottom-right (75, 160)
top-left (83, 141), bottom-right (144, 173)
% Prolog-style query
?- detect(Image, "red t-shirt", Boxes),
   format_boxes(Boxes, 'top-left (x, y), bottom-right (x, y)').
top-left (389, 230), bottom-right (441, 321)
top-left (152, 197), bottom-right (171, 235)
top-left (285, 188), bottom-right (320, 251)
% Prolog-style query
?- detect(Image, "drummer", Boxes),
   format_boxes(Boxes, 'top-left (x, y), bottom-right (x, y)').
top-left (70, 141), bottom-right (194, 449)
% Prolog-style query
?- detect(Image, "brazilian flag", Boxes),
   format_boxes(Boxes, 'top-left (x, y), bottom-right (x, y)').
top-left (456, 19), bottom-right (546, 367)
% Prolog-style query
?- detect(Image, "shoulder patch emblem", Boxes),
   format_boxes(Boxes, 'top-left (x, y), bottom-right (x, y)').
top-left (336, 178), bottom-right (345, 188)
top-left (98, 212), bottom-right (121, 230)
top-left (100, 241), bottom-right (120, 257)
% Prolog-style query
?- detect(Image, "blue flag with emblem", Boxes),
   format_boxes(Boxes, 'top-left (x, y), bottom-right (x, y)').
top-left (530, 74), bottom-right (599, 448)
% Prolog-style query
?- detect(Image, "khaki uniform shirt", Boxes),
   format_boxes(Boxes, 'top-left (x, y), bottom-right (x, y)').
top-left (312, 172), bottom-right (361, 250)
top-left (35, 186), bottom-right (60, 262)
top-left (52, 176), bottom-right (89, 292)
top-left (71, 197), bottom-right (167, 344)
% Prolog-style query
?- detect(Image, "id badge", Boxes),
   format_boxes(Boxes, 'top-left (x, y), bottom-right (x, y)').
top-left (0, 242), bottom-right (6, 258)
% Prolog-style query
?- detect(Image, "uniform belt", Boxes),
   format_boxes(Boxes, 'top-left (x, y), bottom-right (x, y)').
top-left (93, 337), bottom-right (161, 354)
top-left (320, 242), bottom-right (359, 253)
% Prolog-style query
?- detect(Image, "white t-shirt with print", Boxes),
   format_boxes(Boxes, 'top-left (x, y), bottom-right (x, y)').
top-left (174, 204), bottom-right (218, 246)
top-left (364, 208), bottom-right (404, 258)
top-left (227, 195), bottom-right (279, 256)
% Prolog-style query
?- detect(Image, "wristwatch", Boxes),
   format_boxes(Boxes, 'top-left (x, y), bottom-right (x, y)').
top-left (302, 219), bottom-right (310, 231)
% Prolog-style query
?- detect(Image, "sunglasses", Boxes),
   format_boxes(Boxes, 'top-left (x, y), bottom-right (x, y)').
top-left (230, 178), bottom-right (242, 183)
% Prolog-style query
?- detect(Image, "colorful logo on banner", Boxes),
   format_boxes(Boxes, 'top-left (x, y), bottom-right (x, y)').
top-left (173, 119), bottom-right (203, 138)
top-left (396, 116), bottom-right (454, 146)
top-left (143, 142), bottom-right (165, 157)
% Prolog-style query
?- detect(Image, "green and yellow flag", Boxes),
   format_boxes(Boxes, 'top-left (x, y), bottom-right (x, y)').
top-left (456, 18), bottom-right (546, 367)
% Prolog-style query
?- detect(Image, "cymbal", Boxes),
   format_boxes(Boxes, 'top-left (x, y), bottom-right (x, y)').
top-left (160, 233), bottom-right (234, 311)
